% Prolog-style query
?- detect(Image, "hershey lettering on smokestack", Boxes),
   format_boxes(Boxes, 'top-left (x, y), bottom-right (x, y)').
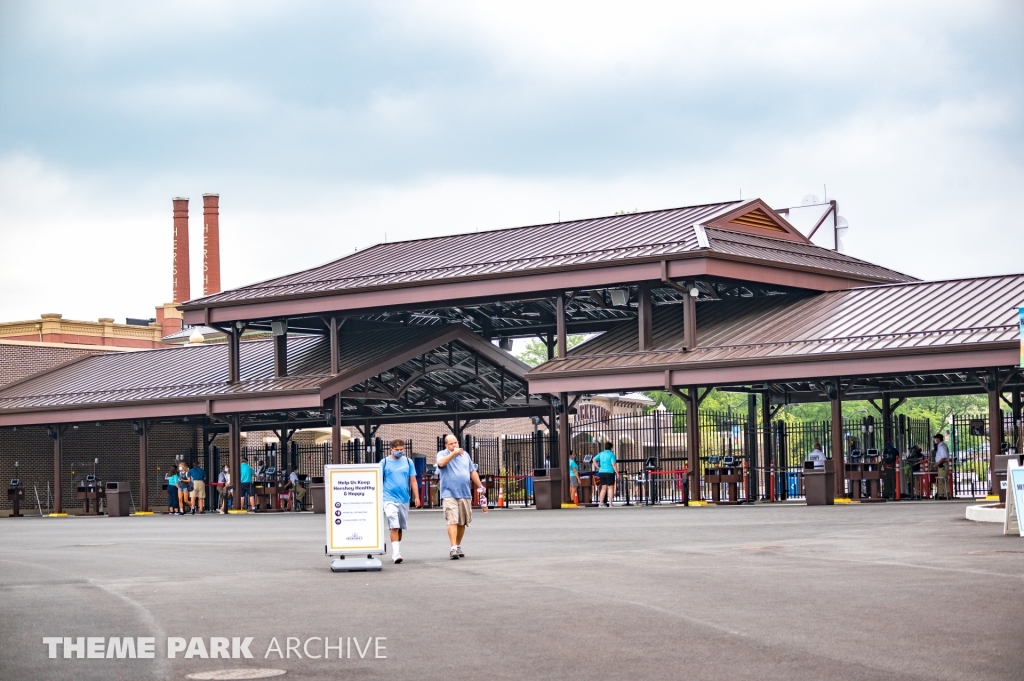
top-left (172, 197), bottom-right (190, 304)
top-left (203, 193), bottom-right (221, 295)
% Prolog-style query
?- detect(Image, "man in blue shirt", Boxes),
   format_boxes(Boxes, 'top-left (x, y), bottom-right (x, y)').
top-left (592, 443), bottom-right (618, 507)
top-left (380, 439), bottom-right (421, 564)
top-left (436, 434), bottom-right (484, 560)
top-left (239, 461), bottom-right (256, 513)
top-left (188, 463), bottom-right (206, 515)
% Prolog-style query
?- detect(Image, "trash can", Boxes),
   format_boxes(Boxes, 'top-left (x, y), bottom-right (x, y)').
top-left (106, 481), bottom-right (132, 517)
top-left (308, 477), bottom-right (325, 514)
top-left (804, 461), bottom-right (835, 506)
top-left (533, 468), bottom-right (562, 509)
top-left (994, 454), bottom-right (1024, 503)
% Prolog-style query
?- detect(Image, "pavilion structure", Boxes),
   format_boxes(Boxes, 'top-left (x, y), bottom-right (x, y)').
top-left (1, 197), bottom-right (1021, 509)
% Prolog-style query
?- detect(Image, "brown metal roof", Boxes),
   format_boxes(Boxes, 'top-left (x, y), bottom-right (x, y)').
top-left (0, 324), bottom-right (539, 426)
top-left (527, 274), bottom-right (1024, 387)
top-left (183, 199), bottom-right (911, 311)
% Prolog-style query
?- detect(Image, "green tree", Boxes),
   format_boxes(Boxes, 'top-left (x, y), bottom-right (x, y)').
top-left (515, 335), bottom-right (586, 367)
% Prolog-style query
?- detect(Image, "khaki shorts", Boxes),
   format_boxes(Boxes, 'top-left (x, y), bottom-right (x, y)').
top-left (442, 497), bottom-right (472, 526)
top-left (190, 480), bottom-right (206, 499)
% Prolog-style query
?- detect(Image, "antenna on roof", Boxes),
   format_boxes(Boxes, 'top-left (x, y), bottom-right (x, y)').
top-left (739, 189), bottom-right (742, 200)
top-left (823, 184), bottom-right (827, 202)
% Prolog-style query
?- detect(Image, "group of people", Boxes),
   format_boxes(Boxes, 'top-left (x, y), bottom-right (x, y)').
top-left (567, 443), bottom-right (619, 506)
top-left (804, 433), bottom-right (952, 499)
top-left (378, 435), bottom-right (484, 564)
top-left (166, 461), bottom-right (307, 514)
top-left (165, 461), bottom-right (206, 515)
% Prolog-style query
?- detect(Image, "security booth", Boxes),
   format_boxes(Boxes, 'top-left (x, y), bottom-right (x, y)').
top-left (703, 455), bottom-right (743, 504)
top-left (846, 449), bottom-right (885, 502)
top-left (7, 478), bottom-right (24, 517)
top-left (105, 481), bottom-right (131, 517)
top-left (77, 475), bottom-right (105, 515)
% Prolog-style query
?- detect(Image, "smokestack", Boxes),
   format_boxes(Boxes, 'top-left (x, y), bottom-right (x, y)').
top-left (172, 197), bottom-right (190, 304)
top-left (203, 193), bottom-right (221, 295)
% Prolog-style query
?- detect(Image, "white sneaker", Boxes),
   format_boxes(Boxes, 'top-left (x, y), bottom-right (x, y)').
top-left (449, 547), bottom-right (460, 560)
top-left (393, 553), bottom-right (403, 564)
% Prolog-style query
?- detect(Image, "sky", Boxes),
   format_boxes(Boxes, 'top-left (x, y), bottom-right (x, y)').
top-left (0, 0), bottom-right (1022, 323)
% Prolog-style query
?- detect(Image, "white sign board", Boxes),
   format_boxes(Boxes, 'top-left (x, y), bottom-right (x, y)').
top-left (1004, 460), bottom-right (1024, 537)
top-left (325, 464), bottom-right (384, 556)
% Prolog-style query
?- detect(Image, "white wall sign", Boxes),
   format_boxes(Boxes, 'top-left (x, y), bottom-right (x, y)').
top-left (325, 464), bottom-right (384, 555)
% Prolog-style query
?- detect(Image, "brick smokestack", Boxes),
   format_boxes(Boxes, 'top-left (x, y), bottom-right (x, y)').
top-left (203, 193), bottom-right (221, 295)
top-left (172, 197), bottom-right (190, 304)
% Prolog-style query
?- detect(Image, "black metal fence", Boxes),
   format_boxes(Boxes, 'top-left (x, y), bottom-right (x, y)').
top-left (948, 413), bottom-right (1017, 498)
top-left (571, 409), bottom-right (936, 503)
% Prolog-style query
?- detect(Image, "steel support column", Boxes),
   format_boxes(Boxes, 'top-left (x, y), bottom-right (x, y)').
top-left (558, 391), bottom-right (570, 505)
top-left (988, 372), bottom-right (1002, 493)
top-left (830, 380), bottom-right (845, 498)
top-left (682, 286), bottom-right (697, 351)
top-left (761, 394), bottom-right (772, 500)
top-left (227, 326), bottom-right (240, 384)
top-left (687, 387), bottom-right (701, 501)
top-left (555, 292), bottom-right (567, 358)
top-left (229, 415), bottom-right (242, 510)
top-left (273, 333), bottom-right (288, 377)
top-left (138, 426), bottom-right (149, 513)
top-left (1013, 387), bottom-right (1022, 453)
top-left (638, 283), bottom-right (653, 351)
top-left (52, 427), bottom-right (63, 514)
top-left (332, 394), bottom-right (342, 465)
top-left (881, 394), bottom-right (893, 448)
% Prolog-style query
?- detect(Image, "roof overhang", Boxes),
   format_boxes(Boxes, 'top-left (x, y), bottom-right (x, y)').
top-left (182, 255), bottom-right (888, 326)
top-left (0, 324), bottom-right (543, 428)
top-left (526, 342), bottom-right (1020, 394)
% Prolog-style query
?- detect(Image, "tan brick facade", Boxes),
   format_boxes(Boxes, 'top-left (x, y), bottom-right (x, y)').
top-left (0, 313), bottom-right (166, 349)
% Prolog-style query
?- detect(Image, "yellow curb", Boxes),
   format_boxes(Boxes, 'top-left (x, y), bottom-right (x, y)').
top-left (47, 513), bottom-right (69, 517)
top-left (834, 498), bottom-right (854, 504)
top-left (984, 495), bottom-right (1000, 501)
top-left (227, 509), bottom-right (249, 514)
top-left (131, 511), bottom-right (155, 516)
top-left (688, 500), bottom-right (709, 506)
top-left (560, 503), bottom-right (579, 508)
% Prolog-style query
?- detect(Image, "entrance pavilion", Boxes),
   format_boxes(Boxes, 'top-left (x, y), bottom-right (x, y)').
top-left (2, 198), bottom-right (1021, 510)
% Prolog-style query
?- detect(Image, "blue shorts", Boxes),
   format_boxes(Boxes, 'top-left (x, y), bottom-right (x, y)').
top-left (240, 482), bottom-right (255, 497)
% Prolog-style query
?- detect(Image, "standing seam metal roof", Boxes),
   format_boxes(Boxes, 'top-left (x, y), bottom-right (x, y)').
top-left (184, 200), bottom-right (911, 307)
top-left (527, 274), bottom-right (1024, 375)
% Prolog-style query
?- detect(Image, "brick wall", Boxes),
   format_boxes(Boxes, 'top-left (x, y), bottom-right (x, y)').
top-left (0, 422), bottom-right (197, 513)
top-left (0, 342), bottom-right (114, 387)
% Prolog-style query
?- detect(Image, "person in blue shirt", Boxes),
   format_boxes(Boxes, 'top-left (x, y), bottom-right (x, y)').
top-left (239, 461), bottom-right (257, 512)
top-left (436, 434), bottom-right (484, 560)
top-left (592, 443), bottom-right (618, 507)
top-left (187, 463), bottom-right (206, 515)
top-left (568, 454), bottom-right (581, 504)
top-left (379, 440), bottom-right (421, 564)
top-left (166, 471), bottom-right (179, 514)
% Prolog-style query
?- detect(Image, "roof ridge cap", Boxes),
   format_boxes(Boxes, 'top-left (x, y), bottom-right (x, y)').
top-left (847, 272), bottom-right (1024, 292)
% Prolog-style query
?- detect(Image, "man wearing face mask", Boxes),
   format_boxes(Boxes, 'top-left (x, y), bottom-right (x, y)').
top-left (217, 465), bottom-right (232, 514)
top-left (380, 439), bottom-right (421, 564)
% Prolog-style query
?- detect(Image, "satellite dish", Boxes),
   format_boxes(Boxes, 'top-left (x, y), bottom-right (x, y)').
top-left (801, 194), bottom-right (820, 206)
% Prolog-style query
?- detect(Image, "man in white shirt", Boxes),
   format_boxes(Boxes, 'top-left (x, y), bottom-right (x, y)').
top-left (286, 466), bottom-right (306, 511)
top-left (934, 434), bottom-right (951, 499)
top-left (807, 442), bottom-right (826, 471)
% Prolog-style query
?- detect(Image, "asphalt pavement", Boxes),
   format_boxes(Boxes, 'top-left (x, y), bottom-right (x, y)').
top-left (1, 501), bottom-right (1021, 681)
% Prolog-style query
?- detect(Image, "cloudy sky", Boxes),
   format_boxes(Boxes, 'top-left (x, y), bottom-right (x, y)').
top-left (0, 0), bottom-right (1021, 322)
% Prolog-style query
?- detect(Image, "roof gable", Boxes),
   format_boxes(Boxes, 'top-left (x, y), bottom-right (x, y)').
top-left (705, 199), bottom-right (810, 243)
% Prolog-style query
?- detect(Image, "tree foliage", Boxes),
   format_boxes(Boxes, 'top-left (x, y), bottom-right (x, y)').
top-left (515, 335), bottom-right (586, 367)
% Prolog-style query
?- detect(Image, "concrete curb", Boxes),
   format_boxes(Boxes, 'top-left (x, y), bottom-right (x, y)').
top-left (965, 504), bottom-right (1004, 523)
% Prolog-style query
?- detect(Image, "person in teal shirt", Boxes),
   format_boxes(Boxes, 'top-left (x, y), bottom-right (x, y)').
top-left (568, 455), bottom-right (580, 504)
top-left (592, 444), bottom-right (618, 507)
top-left (239, 462), bottom-right (257, 512)
top-left (166, 472), bottom-right (179, 514)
